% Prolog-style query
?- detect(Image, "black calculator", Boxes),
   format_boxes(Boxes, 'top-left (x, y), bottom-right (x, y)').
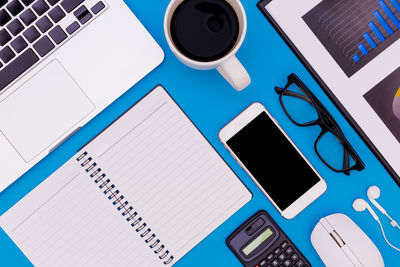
top-left (226, 210), bottom-right (311, 267)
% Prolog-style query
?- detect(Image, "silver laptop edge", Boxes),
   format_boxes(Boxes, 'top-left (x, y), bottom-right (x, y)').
top-left (0, 0), bottom-right (164, 191)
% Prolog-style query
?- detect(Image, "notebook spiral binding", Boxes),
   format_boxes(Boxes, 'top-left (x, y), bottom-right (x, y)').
top-left (76, 151), bottom-right (174, 265)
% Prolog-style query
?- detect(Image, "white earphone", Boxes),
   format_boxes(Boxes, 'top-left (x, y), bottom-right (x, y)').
top-left (353, 198), bottom-right (380, 221)
top-left (353, 186), bottom-right (400, 252)
top-left (367, 185), bottom-right (400, 229)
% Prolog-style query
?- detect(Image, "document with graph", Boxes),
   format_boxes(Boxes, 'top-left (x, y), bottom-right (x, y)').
top-left (260, 0), bottom-right (400, 184)
top-left (0, 85), bottom-right (252, 267)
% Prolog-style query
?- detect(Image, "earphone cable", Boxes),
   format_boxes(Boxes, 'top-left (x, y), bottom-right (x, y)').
top-left (377, 219), bottom-right (400, 252)
top-left (384, 213), bottom-right (400, 230)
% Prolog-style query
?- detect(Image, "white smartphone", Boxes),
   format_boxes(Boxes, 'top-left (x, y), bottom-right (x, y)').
top-left (219, 103), bottom-right (327, 219)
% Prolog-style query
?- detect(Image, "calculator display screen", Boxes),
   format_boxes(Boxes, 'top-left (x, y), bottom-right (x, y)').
top-left (226, 112), bottom-right (320, 210)
top-left (242, 228), bottom-right (274, 256)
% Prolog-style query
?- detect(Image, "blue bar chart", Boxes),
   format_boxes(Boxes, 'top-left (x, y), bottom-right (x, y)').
top-left (373, 10), bottom-right (393, 36)
top-left (364, 33), bottom-right (377, 49)
top-left (304, 0), bottom-right (400, 77)
top-left (354, 0), bottom-right (400, 63)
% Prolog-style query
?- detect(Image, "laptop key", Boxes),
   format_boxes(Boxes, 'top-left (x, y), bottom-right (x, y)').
top-left (91, 1), bottom-right (104, 15)
top-left (66, 21), bottom-right (79, 34)
top-left (0, 29), bottom-right (12, 46)
top-left (23, 26), bottom-right (40, 43)
top-left (0, 0), bottom-right (7, 8)
top-left (0, 9), bottom-right (12, 26)
top-left (0, 48), bottom-right (39, 91)
top-left (47, 0), bottom-right (60, 5)
top-left (7, 19), bottom-right (25, 36)
top-left (0, 46), bottom-right (15, 63)
top-left (74, 5), bottom-right (91, 24)
top-left (11, 36), bottom-right (28, 52)
top-left (36, 16), bottom-right (52, 33)
top-left (48, 6), bottom-right (65, 23)
top-left (21, 0), bottom-right (35, 6)
top-left (20, 8), bottom-right (36, 26)
top-left (32, 0), bottom-right (49, 16)
top-left (33, 35), bottom-right (54, 56)
top-left (61, 0), bottom-right (84, 13)
top-left (7, 0), bottom-right (24, 16)
top-left (49, 25), bottom-right (66, 44)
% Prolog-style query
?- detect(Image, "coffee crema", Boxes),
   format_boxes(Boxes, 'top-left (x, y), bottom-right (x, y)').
top-left (171, 0), bottom-right (239, 62)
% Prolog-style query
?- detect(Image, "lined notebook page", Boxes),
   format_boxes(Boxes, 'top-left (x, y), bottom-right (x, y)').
top-left (0, 158), bottom-right (159, 266)
top-left (1, 86), bottom-right (251, 266)
top-left (84, 86), bottom-right (252, 261)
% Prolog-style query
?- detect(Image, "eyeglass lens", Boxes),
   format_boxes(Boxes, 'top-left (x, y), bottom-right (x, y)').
top-left (281, 83), bottom-right (319, 125)
top-left (315, 131), bottom-right (357, 171)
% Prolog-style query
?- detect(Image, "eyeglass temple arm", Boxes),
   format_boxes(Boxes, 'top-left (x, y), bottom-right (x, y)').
top-left (275, 88), bottom-right (313, 104)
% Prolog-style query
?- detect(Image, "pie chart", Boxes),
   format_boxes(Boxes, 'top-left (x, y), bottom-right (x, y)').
top-left (394, 88), bottom-right (400, 120)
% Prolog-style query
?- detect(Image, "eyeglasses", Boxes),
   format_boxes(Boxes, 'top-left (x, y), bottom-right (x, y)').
top-left (275, 74), bottom-right (365, 175)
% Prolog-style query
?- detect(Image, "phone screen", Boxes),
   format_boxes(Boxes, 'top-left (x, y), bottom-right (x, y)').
top-left (226, 112), bottom-right (320, 210)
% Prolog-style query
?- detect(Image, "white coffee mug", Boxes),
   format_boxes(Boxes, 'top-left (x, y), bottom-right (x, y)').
top-left (164, 0), bottom-right (251, 91)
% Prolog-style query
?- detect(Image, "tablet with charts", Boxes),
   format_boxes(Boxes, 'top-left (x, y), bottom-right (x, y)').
top-left (259, 0), bottom-right (400, 185)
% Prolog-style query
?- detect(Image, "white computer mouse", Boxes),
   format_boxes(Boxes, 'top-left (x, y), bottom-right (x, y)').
top-left (311, 213), bottom-right (384, 267)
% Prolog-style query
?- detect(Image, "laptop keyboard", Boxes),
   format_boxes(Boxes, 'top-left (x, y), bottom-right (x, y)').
top-left (0, 0), bottom-right (107, 92)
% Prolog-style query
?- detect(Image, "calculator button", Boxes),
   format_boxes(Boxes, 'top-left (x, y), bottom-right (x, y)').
top-left (295, 259), bottom-right (305, 266)
top-left (253, 217), bottom-right (264, 229)
top-left (278, 253), bottom-right (286, 261)
top-left (285, 246), bottom-right (294, 255)
top-left (259, 259), bottom-right (267, 266)
top-left (274, 247), bottom-right (282, 254)
top-left (271, 259), bottom-right (279, 266)
top-left (290, 253), bottom-right (299, 261)
top-left (281, 241), bottom-right (288, 249)
top-left (266, 253), bottom-right (274, 261)
top-left (283, 259), bottom-right (291, 266)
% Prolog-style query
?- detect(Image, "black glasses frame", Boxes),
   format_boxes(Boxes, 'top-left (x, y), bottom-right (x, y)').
top-left (275, 74), bottom-right (365, 175)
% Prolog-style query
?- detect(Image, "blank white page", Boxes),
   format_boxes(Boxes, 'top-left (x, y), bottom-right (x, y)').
top-left (84, 86), bottom-right (252, 262)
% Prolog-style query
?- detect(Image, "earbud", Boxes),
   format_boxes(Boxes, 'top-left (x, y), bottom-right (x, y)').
top-left (353, 198), bottom-right (380, 221)
top-left (368, 186), bottom-right (400, 229)
top-left (353, 194), bottom-right (400, 252)
top-left (368, 186), bottom-right (386, 213)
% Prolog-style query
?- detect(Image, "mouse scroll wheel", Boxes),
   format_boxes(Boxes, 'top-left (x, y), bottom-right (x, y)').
top-left (330, 230), bottom-right (346, 248)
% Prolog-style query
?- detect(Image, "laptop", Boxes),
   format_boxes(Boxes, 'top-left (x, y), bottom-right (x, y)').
top-left (0, 0), bottom-right (164, 192)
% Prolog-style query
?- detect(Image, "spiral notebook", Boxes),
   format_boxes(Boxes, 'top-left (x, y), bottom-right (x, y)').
top-left (0, 85), bottom-right (252, 266)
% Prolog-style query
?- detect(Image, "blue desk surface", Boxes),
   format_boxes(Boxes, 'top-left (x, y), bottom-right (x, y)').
top-left (1, 1), bottom-right (400, 266)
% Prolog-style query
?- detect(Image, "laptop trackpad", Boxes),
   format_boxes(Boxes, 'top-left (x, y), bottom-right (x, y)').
top-left (0, 60), bottom-right (95, 162)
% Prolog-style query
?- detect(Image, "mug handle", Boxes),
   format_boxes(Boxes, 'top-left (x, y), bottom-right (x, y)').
top-left (217, 56), bottom-right (251, 91)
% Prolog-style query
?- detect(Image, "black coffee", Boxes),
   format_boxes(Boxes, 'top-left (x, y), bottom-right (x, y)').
top-left (171, 0), bottom-right (239, 62)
